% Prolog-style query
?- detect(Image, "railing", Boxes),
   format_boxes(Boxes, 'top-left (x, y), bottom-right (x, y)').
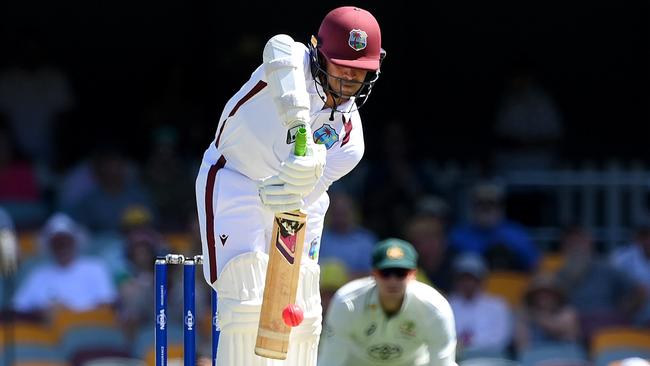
top-left (425, 160), bottom-right (650, 251)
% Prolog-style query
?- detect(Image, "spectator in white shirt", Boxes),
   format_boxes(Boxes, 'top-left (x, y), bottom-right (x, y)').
top-left (13, 213), bottom-right (117, 313)
top-left (449, 252), bottom-right (513, 358)
top-left (610, 224), bottom-right (650, 325)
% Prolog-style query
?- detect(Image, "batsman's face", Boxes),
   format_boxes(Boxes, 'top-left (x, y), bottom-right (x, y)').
top-left (325, 61), bottom-right (368, 100)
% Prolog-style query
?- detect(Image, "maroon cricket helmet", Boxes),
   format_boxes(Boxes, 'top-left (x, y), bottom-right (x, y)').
top-left (317, 6), bottom-right (383, 71)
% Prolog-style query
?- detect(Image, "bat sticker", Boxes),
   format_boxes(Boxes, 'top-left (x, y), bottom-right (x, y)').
top-left (274, 215), bottom-right (305, 264)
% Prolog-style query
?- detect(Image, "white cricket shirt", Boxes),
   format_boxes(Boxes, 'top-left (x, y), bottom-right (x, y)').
top-left (201, 40), bottom-right (365, 207)
top-left (319, 277), bottom-right (457, 366)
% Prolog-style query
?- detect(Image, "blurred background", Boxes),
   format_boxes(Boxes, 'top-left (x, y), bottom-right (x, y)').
top-left (0, 0), bottom-right (648, 365)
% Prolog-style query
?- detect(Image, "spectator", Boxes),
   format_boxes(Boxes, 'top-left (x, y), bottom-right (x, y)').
top-left (0, 30), bottom-right (75, 167)
top-left (319, 191), bottom-right (377, 277)
top-left (610, 224), bottom-right (650, 325)
top-left (493, 66), bottom-right (564, 171)
top-left (0, 206), bottom-right (18, 276)
top-left (449, 252), bottom-right (512, 358)
top-left (514, 273), bottom-right (580, 354)
top-left (449, 182), bottom-right (539, 271)
top-left (13, 213), bottom-right (117, 313)
top-left (555, 225), bottom-right (645, 340)
top-left (142, 125), bottom-right (195, 231)
top-left (64, 144), bottom-right (153, 233)
top-left (0, 125), bottom-right (45, 229)
top-left (319, 259), bottom-right (350, 315)
top-left (362, 121), bottom-right (428, 237)
top-left (405, 206), bottom-right (456, 294)
top-left (116, 227), bottom-right (165, 342)
top-left (0, 125), bottom-right (39, 203)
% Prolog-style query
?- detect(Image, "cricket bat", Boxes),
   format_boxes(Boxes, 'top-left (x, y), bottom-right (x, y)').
top-left (255, 127), bottom-right (308, 360)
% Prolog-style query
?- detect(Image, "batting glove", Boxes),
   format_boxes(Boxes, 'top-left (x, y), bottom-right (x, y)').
top-left (277, 142), bottom-right (326, 196)
top-left (258, 176), bottom-right (303, 213)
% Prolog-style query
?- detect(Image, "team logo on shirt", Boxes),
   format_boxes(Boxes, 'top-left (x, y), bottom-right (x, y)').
top-left (308, 236), bottom-right (320, 260)
top-left (367, 343), bottom-right (402, 360)
top-left (349, 29), bottom-right (368, 51)
top-left (313, 124), bottom-right (339, 149)
top-left (399, 320), bottom-right (416, 337)
top-left (365, 323), bottom-right (377, 336)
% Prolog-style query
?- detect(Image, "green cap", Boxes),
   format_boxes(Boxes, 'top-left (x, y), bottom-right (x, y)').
top-left (372, 238), bottom-right (418, 270)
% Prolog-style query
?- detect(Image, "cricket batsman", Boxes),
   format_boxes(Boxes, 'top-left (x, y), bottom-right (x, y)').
top-left (319, 239), bottom-right (457, 366)
top-left (194, 6), bottom-right (385, 365)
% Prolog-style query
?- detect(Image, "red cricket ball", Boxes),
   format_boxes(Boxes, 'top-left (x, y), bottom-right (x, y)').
top-left (282, 304), bottom-right (304, 327)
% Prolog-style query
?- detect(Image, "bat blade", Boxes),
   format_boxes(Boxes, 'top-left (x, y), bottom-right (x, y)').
top-left (255, 210), bottom-right (307, 359)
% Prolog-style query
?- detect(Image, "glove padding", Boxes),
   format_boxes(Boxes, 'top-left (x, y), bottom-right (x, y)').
top-left (258, 176), bottom-right (303, 213)
top-left (276, 143), bottom-right (326, 196)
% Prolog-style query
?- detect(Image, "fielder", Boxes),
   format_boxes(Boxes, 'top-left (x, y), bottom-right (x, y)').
top-left (319, 239), bottom-right (457, 366)
top-left (194, 6), bottom-right (385, 365)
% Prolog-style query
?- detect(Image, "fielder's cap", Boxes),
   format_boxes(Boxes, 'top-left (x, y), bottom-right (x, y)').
top-left (452, 252), bottom-right (488, 278)
top-left (372, 238), bottom-right (418, 270)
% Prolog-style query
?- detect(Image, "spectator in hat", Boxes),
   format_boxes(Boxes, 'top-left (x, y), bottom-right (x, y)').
top-left (116, 227), bottom-right (166, 341)
top-left (449, 252), bottom-right (512, 358)
top-left (609, 224), bottom-right (650, 325)
top-left (13, 213), bottom-right (117, 313)
top-left (449, 182), bottom-right (539, 271)
top-left (514, 273), bottom-right (580, 354)
top-left (319, 259), bottom-right (351, 316)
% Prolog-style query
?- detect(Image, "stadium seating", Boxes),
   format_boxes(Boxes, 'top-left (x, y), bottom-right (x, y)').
top-left (594, 349), bottom-right (650, 366)
top-left (460, 357), bottom-right (522, 366)
top-left (591, 327), bottom-right (650, 366)
top-left (59, 326), bottom-right (129, 359)
top-left (518, 343), bottom-right (589, 366)
top-left (51, 305), bottom-right (118, 340)
top-left (81, 357), bottom-right (146, 366)
top-left (537, 253), bottom-right (564, 274)
top-left (484, 271), bottom-right (531, 308)
top-left (144, 343), bottom-right (183, 366)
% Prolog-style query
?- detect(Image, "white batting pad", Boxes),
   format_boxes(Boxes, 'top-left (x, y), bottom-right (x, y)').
top-left (215, 251), bottom-right (322, 365)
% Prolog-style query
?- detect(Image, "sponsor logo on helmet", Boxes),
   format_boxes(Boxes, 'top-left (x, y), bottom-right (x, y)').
top-left (348, 29), bottom-right (368, 51)
top-left (313, 124), bottom-right (339, 149)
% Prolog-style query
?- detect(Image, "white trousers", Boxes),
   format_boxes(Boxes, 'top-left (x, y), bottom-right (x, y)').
top-left (195, 160), bottom-right (328, 287)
